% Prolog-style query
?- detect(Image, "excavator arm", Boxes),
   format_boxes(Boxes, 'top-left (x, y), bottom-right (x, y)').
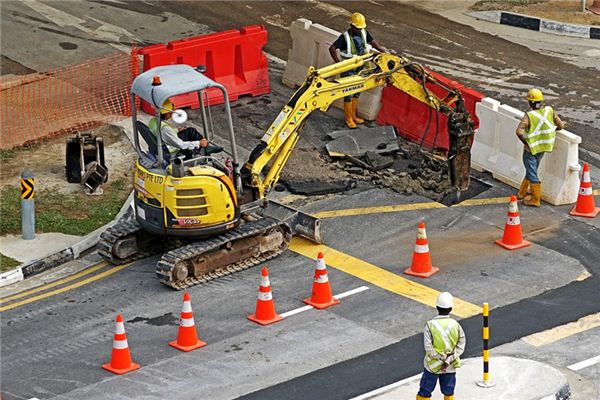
top-left (241, 53), bottom-right (474, 200)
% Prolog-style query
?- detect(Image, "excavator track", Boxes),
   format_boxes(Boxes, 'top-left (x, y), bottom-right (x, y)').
top-left (98, 218), bottom-right (171, 265)
top-left (156, 217), bottom-right (291, 290)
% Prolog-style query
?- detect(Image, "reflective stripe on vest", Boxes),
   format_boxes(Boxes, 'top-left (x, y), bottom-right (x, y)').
top-left (340, 29), bottom-right (371, 59)
top-left (425, 318), bottom-right (461, 373)
top-left (148, 117), bottom-right (178, 154)
top-left (525, 106), bottom-right (556, 155)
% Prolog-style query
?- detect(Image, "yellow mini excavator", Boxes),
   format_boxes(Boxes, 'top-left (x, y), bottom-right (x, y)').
top-left (99, 53), bottom-right (474, 290)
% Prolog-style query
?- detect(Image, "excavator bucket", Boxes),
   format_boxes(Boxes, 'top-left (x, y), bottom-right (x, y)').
top-left (261, 200), bottom-right (323, 243)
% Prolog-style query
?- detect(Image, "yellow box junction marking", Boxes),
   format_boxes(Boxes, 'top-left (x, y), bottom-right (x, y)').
top-left (0, 261), bottom-right (109, 304)
top-left (0, 262), bottom-right (133, 312)
top-left (314, 197), bottom-right (510, 219)
top-left (522, 312), bottom-right (600, 347)
top-left (289, 237), bottom-right (481, 318)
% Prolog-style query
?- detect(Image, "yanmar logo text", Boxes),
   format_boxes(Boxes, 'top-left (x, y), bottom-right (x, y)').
top-left (342, 84), bottom-right (365, 93)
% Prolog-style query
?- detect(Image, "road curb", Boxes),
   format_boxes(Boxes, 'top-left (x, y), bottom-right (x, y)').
top-left (0, 192), bottom-right (133, 288)
top-left (468, 11), bottom-right (600, 40)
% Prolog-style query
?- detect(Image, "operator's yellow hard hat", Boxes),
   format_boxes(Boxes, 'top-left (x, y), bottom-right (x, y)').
top-left (526, 88), bottom-right (543, 102)
top-left (160, 99), bottom-right (174, 114)
top-left (350, 12), bottom-right (367, 29)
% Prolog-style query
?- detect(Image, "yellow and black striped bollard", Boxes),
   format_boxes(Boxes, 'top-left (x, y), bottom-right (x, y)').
top-left (476, 302), bottom-right (495, 388)
top-left (21, 171), bottom-right (35, 240)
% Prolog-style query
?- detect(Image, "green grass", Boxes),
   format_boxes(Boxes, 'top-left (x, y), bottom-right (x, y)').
top-left (0, 178), bottom-right (130, 236)
top-left (471, 0), bottom-right (546, 11)
top-left (0, 253), bottom-right (21, 272)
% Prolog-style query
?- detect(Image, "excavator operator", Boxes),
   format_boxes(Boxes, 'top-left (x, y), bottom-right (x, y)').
top-left (149, 99), bottom-right (223, 161)
top-left (328, 12), bottom-right (392, 129)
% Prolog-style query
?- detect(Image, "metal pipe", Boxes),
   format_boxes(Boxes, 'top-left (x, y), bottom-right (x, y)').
top-left (20, 171), bottom-right (35, 240)
top-left (131, 94), bottom-right (141, 154)
top-left (217, 84), bottom-right (242, 194)
top-left (198, 90), bottom-right (210, 139)
top-left (156, 112), bottom-right (164, 166)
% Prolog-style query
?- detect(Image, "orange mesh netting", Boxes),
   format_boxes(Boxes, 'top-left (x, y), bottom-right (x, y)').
top-left (0, 48), bottom-right (139, 149)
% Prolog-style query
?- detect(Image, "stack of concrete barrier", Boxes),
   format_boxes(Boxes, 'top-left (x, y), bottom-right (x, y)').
top-left (472, 98), bottom-right (581, 205)
top-left (282, 18), bottom-right (383, 120)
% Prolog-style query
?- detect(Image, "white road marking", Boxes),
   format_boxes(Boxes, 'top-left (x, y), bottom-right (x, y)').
top-left (349, 374), bottom-right (421, 400)
top-left (280, 286), bottom-right (369, 318)
top-left (568, 355), bottom-right (600, 371)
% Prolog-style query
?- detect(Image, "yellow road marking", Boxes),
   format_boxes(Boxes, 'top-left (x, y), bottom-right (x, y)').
top-left (314, 202), bottom-right (446, 218)
top-left (313, 197), bottom-right (511, 219)
top-left (522, 312), bottom-right (600, 347)
top-left (289, 237), bottom-right (481, 318)
top-left (0, 261), bottom-right (108, 304)
top-left (594, 189), bottom-right (600, 196)
top-left (0, 262), bottom-right (133, 312)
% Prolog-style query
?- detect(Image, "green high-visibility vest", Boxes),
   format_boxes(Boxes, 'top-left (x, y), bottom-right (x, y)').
top-left (340, 29), bottom-right (371, 59)
top-left (425, 317), bottom-right (461, 373)
top-left (524, 106), bottom-right (556, 155)
top-left (148, 117), bottom-right (178, 154)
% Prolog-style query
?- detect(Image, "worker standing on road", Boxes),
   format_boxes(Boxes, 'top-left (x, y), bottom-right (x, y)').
top-left (515, 88), bottom-right (564, 207)
top-left (417, 292), bottom-right (466, 400)
top-left (329, 12), bottom-right (391, 129)
top-left (149, 99), bottom-right (221, 160)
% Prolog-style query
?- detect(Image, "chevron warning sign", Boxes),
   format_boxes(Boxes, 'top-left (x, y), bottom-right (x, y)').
top-left (21, 178), bottom-right (34, 200)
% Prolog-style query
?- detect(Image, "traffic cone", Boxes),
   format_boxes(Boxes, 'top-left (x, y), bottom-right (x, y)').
top-left (404, 220), bottom-right (439, 278)
top-left (570, 163), bottom-right (600, 218)
top-left (248, 267), bottom-right (283, 326)
top-left (304, 252), bottom-right (340, 309)
top-left (169, 292), bottom-right (207, 352)
top-left (495, 195), bottom-right (531, 250)
top-left (102, 314), bottom-right (140, 375)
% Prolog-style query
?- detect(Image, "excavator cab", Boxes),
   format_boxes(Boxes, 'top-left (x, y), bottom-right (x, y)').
top-left (129, 65), bottom-right (243, 238)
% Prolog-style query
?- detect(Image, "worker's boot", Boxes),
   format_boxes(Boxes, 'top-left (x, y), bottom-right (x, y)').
top-left (443, 396), bottom-right (455, 400)
top-left (523, 182), bottom-right (541, 207)
top-left (416, 395), bottom-right (430, 400)
top-left (351, 97), bottom-right (365, 124)
top-left (517, 178), bottom-right (530, 200)
top-left (344, 101), bottom-right (357, 129)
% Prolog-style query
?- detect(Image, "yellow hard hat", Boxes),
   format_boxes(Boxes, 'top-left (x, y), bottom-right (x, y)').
top-left (350, 12), bottom-right (367, 29)
top-left (161, 99), bottom-right (174, 114)
top-left (526, 88), bottom-right (543, 102)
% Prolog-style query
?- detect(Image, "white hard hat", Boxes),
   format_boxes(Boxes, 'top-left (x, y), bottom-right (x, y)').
top-left (436, 292), bottom-right (453, 309)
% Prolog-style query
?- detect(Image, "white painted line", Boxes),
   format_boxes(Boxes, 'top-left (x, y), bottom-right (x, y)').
top-left (568, 355), bottom-right (600, 371)
top-left (280, 286), bottom-right (369, 319)
top-left (349, 374), bottom-right (421, 400)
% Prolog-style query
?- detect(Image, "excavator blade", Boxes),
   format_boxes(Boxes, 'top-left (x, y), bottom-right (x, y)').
top-left (260, 200), bottom-right (323, 243)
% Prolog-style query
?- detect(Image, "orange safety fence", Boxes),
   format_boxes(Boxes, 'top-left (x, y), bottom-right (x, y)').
top-left (0, 47), bottom-right (140, 149)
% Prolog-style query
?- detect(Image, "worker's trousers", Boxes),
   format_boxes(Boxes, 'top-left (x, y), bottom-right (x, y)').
top-left (417, 368), bottom-right (456, 397)
top-left (522, 150), bottom-right (545, 184)
top-left (341, 68), bottom-right (362, 102)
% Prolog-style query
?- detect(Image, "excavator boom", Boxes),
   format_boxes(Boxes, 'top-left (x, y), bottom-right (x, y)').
top-left (242, 53), bottom-right (474, 198)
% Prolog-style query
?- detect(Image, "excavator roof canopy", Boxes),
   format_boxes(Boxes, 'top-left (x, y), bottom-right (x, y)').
top-left (131, 64), bottom-right (224, 110)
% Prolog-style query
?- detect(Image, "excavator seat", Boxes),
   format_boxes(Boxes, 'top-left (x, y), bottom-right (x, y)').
top-left (136, 121), bottom-right (171, 164)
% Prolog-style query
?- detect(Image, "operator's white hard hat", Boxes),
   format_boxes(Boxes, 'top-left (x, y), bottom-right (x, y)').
top-left (436, 292), bottom-right (454, 309)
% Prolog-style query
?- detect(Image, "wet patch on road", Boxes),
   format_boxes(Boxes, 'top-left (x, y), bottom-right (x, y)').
top-left (128, 312), bottom-right (178, 326)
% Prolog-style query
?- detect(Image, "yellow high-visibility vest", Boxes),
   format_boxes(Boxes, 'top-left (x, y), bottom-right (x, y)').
top-left (425, 317), bottom-right (461, 373)
top-left (524, 106), bottom-right (556, 155)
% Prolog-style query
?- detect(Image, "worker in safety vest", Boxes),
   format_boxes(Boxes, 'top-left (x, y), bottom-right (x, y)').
top-left (515, 89), bottom-right (564, 207)
top-left (329, 12), bottom-right (392, 129)
top-left (417, 292), bottom-right (466, 400)
top-left (149, 99), bottom-right (221, 160)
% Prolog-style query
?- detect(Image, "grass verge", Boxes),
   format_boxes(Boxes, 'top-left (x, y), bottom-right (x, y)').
top-left (0, 253), bottom-right (21, 272)
top-left (0, 178), bottom-right (130, 236)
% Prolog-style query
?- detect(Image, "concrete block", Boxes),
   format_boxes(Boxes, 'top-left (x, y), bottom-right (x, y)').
top-left (471, 97), bottom-right (580, 205)
top-left (0, 267), bottom-right (24, 288)
top-left (540, 20), bottom-right (590, 38)
top-left (283, 18), bottom-right (382, 120)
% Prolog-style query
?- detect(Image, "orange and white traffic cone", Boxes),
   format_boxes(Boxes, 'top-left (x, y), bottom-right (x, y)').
top-left (304, 252), bottom-right (340, 310)
top-left (570, 163), bottom-right (600, 218)
top-left (248, 267), bottom-right (283, 326)
top-left (102, 314), bottom-right (140, 375)
top-left (404, 220), bottom-right (439, 278)
top-left (495, 195), bottom-right (531, 250)
top-left (169, 292), bottom-right (207, 352)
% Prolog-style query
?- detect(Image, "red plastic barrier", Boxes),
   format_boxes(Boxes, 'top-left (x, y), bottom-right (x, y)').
top-left (376, 69), bottom-right (484, 151)
top-left (138, 25), bottom-right (270, 114)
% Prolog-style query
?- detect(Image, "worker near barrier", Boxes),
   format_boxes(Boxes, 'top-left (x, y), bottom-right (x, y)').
top-left (329, 12), bottom-right (391, 129)
top-left (417, 292), bottom-right (466, 400)
top-left (149, 99), bottom-right (222, 160)
top-left (515, 88), bottom-right (564, 207)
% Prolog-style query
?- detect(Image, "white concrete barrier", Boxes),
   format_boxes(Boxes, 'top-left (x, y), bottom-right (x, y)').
top-left (282, 18), bottom-right (383, 120)
top-left (472, 98), bottom-right (581, 205)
